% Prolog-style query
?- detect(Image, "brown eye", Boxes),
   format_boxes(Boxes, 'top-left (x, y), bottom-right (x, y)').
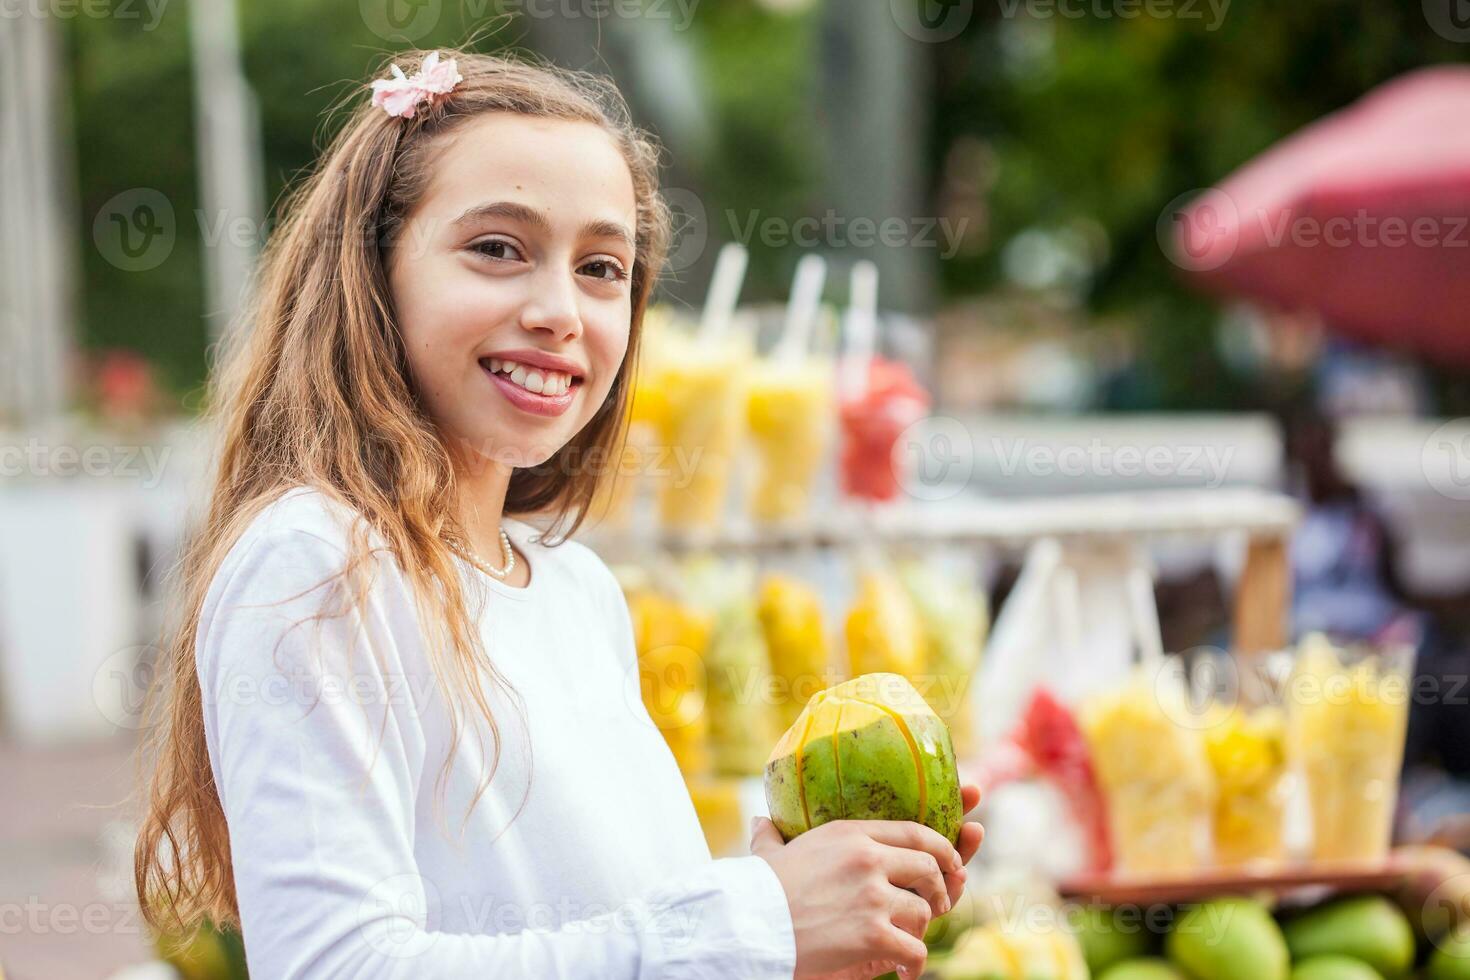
top-left (472, 238), bottom-right (522, 262)
top-left (579, 258), bottom-right (627, 282)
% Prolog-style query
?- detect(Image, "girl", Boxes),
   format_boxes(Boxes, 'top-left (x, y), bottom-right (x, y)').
top-left (134, 49), bottom-right (982, 979)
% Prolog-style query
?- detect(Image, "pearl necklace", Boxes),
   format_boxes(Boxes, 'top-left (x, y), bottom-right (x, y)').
top-left (458, 526), bottom-right (516, 579)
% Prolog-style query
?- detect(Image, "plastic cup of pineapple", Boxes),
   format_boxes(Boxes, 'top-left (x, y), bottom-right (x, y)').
top-left (744, 360), bottom-right (833, 524)
top-left (1285, 634), bottom-right (1412, 865)
top-left (651, 337), bottom-right (749, 530)
top-left (1205, 704), bottom-right (1288, 868)
top-left (1080, 662), bottom-right (1215, 876)
top-left (1180, 648), bottom-right (1290, 869)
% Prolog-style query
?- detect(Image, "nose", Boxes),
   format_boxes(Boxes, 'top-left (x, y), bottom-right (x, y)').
top-left (519, 266), bottom-right (583, 342)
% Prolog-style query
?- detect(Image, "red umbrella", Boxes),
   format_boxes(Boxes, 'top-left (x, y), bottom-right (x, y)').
top-left (1168, 66), bottom-right (1470, 365)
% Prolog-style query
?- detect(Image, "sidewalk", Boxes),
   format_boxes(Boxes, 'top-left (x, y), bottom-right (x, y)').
top-left (0, 736), bottom-right (155, 979)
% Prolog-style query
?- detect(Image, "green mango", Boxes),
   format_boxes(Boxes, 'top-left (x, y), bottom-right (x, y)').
top-left (1283, 896), bottom-right (1416, 979)
top-left (1166, 897), bottom-right (1289, 980)
top-left (1427, 927), bottom-right (1470, 980)
top-left (1098, 957), bottom-right (1188, 980)
top-left (1070, 905), bottom-right (1157, 974)
top-left (1290, 955), bottom-right (1384, 980)
top-left (764, 673), bottom-right (963, 844)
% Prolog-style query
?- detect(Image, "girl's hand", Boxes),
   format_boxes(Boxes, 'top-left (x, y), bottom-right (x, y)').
top-left (751, 784), bottom-right (984, 980)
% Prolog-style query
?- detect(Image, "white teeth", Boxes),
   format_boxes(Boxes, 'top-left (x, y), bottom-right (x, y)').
top-left (485, 357), bottom-right (575, 396)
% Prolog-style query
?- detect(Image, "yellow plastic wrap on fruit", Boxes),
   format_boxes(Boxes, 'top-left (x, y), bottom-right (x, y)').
top-left (896, 560), bottom-right (988, 760)
top-left (646, 331), bottom-right (750, 529)
top-left (627, 590), bottom-right (712, 777)
top-left (1005, 925), bottom-right (1089, 980)
top-left (1206, 705), bottom-right (1287, 867)
top-left (1081, 668), bottom-right (1215, 875)
top-left (946, 925), bottom-right (1018, 977)
top-left (844, 567), bottom-right (925, 681)
top-left (757, 575), bottom-right (833, 728)
top-left (1286, 633), bottom-right (1410, 864)
top-left (745, 360), bottom-right (833, 523)
top-left (681, 557), bottom-right (777, 776)
top-left (947, 922), bottom-right (1088, 980)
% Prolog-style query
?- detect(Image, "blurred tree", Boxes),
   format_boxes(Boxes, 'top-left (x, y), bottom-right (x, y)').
top-left (63, 0), bottom-right (1470, 410)
top-left (68, 2), bottom-right (203, 396)
top-left (925, 0), bottom-right (1470, 410)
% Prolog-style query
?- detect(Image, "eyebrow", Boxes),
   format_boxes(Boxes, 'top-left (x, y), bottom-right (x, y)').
top-left (453, 201), bottom-right (636, 252)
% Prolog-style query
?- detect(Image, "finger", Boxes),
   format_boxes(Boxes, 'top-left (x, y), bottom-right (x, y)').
top-left (749, 816), bottom-right (786, 858)
top-left (961, 783), bottom-right (982, 814)
top-left (942, 866), bottom-right (966, 912)
top-left (957, 820), bottom-right (985, 866)
top-left (888, 886), bottom-right (934, 940)
top-left (875, 922), bottom-right (929, 978)
top-left (855, 820), bottom-right (962, 873)
top-left (879, 845), bottom-right (949, 919)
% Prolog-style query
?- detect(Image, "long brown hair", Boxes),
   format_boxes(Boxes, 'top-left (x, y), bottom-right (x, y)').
top-left (135, 49), bottom-right (671, 933)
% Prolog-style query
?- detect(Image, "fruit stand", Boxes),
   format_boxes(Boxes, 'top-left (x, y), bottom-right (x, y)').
top-left (570, 245), bottom-right (1470, 980)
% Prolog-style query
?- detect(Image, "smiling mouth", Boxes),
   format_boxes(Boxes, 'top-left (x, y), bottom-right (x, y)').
top-left (479, 357), bottom-right (584, 397)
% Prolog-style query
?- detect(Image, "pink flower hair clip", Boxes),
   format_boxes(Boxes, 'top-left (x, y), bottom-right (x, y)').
top-left (370, 51), bottom-right (464, 119)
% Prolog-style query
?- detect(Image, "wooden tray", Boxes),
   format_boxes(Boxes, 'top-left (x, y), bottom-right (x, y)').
top-left (1058, 861), bottom-right (1408, 905)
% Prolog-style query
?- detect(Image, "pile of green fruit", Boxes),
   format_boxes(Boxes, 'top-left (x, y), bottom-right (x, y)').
top-left (903, 890), bottom-right (1470, 980)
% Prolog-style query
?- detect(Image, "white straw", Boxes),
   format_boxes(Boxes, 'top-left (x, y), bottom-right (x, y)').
top-left (841, 260), bottom-right (879, 398)
top-left (1128, 565), bottom-right (1165, 670)
top-left (774, 254), bottom-right (827, 364)
top-left (697, 243), bottom-right (749, 346)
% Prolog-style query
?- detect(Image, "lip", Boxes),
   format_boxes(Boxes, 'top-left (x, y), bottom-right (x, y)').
top-left (482, 348), bottom-right (588, 379)
top-left (482, 362), bottom-right (578, 418)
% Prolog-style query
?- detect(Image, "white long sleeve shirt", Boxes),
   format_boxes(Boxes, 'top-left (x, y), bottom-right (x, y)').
top-left (197, 487), bottom-right (797, 978)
